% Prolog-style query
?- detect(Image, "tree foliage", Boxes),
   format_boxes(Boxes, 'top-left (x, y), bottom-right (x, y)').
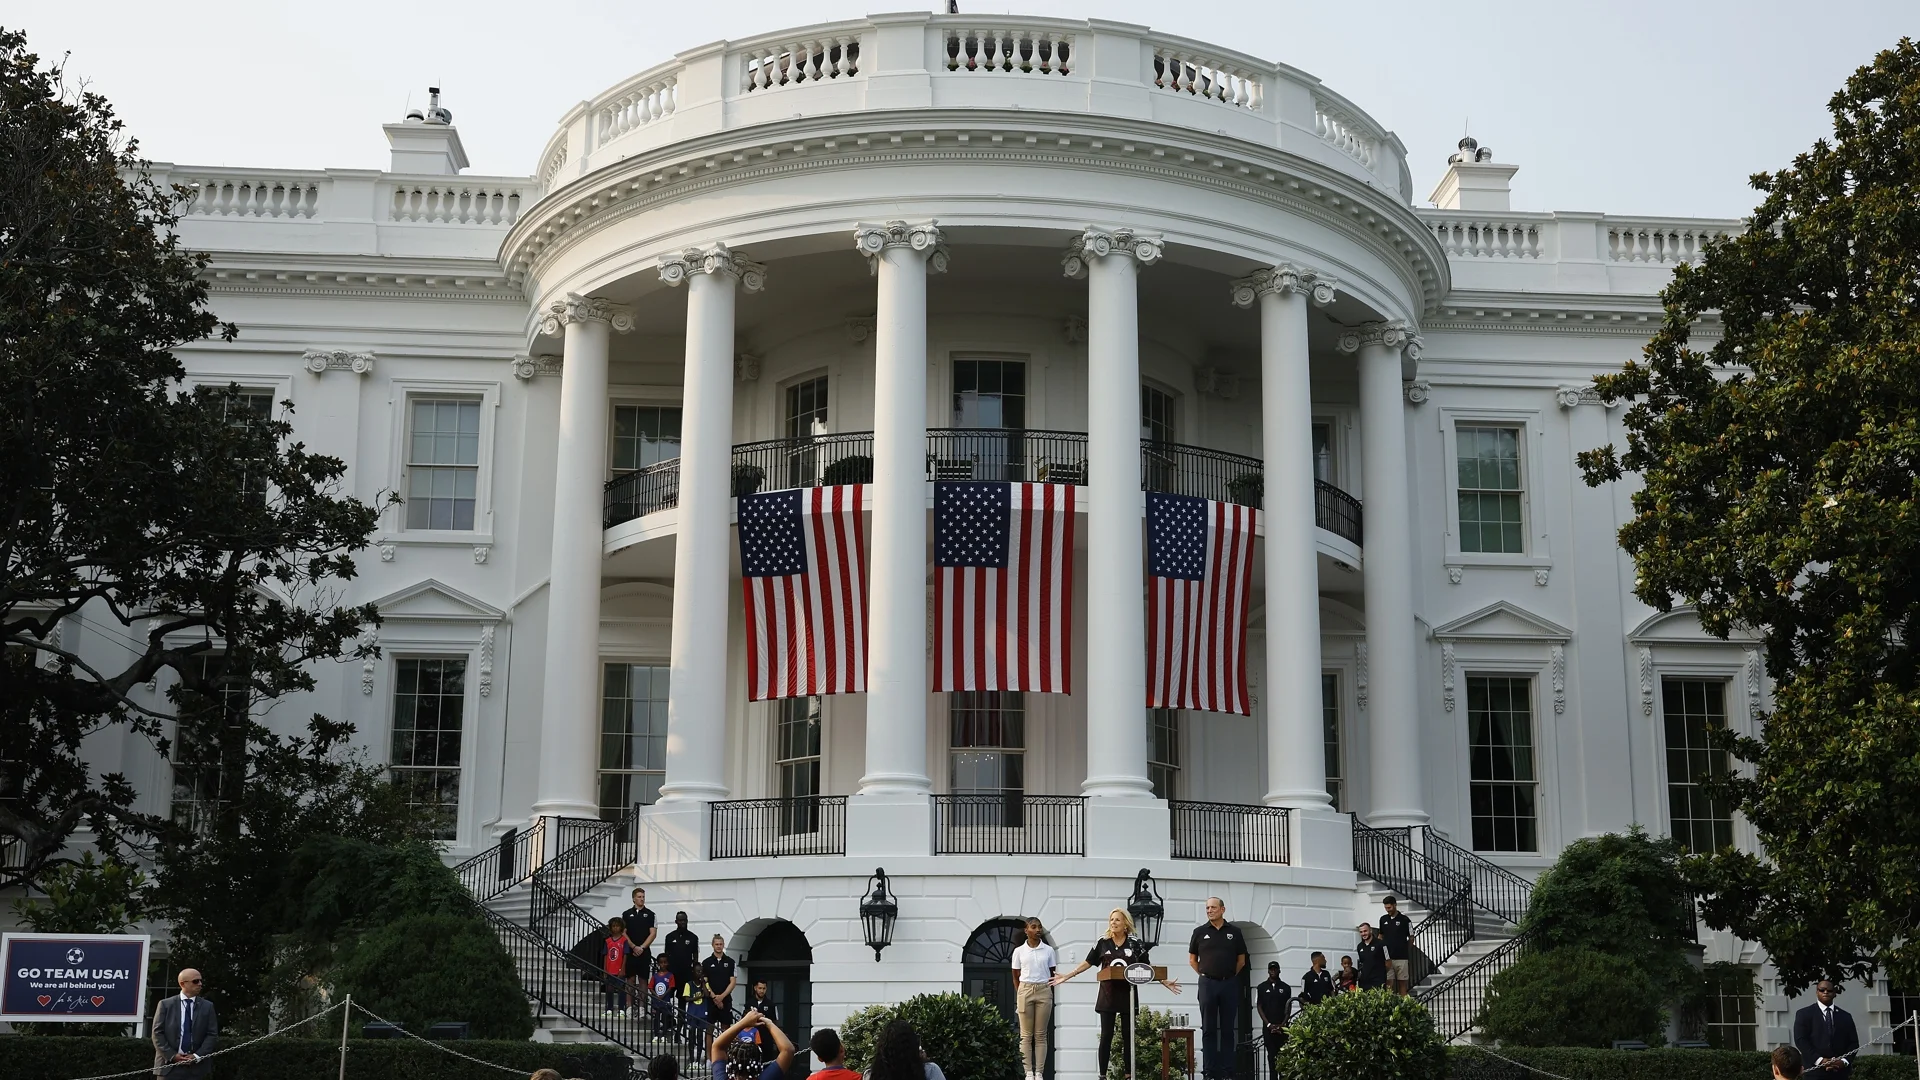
top-left (841, 993), bottom-right (1022, 1080)
top-left (1276, 989), bottom-right (1446, 1080)
top-left (1523, 830), bottom-right (1697, 997)
top-left (1577, 38), bottom-right (1920, 992)
top-left (0, 24), bottom-right (388, 888)
top-left (333, 913), bottom-right (532, 1041)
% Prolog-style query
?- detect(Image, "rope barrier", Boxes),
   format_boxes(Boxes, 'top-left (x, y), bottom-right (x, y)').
top-left (1454, 1011), bottom-right (1920, 1080)
top-left (342, 998), bottom-right (556, 1076)
top-left (52, 999), bottom-right (349, 1080)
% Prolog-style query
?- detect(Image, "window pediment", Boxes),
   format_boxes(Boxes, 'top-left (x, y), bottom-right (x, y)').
top-left (1429, 600), bottom-right (1570, 643)
top-left (370, 579), bottom-right (503, 624)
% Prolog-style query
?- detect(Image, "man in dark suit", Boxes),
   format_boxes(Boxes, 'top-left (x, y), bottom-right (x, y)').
top-left (1792, 981), bottom-right (1859, 1080)
top-left (151, 968), bottom-right (218, 1078)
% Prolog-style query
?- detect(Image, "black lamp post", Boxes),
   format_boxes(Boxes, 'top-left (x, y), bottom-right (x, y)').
top-left (859, 867), bottom-right (897, 961)
top-left (1127, 868), bottom-right (1165, 949)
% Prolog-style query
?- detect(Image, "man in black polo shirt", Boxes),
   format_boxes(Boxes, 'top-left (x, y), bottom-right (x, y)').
top-left (1299, 952), bottom-right (1333, 1007)
top-left (662, 911), bottom-right (700, 1023)
top-left (1355, 922), bottom-right (1387, 991)
top-left (620, 886), bottom-right (658, 1003)
top-left (700, 935), bottom-right (738, 1026)
top-left (1378, 896), bottom-right (1412, 995)
top-left (1187, 897), bottom-right (1248, 1080)
top-left (1256, 961), bottom-right (1292, 1079)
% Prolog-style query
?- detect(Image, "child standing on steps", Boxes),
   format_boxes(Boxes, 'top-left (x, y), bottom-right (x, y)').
top-left (603, 917), bottom-right (633, 1015)
top-left (648, 953), bottom-right (679, 1035)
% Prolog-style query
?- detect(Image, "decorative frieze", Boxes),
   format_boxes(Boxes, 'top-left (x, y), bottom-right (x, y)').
top-left (539, 292), bottom-right (638, 335)
top-left (1062, 226), bottom-right (1162, 278)
top-left (1556, 385), bottom-right (1605, 409)
top-left (303, 349), bottom-right (375, 376)
top-left (853, 220), bottom-right (949, 275)
top-left (361, 636), bottom-right (379, 696)
top-left (1228, 263), bottom-right (1336, 308)
top-left (1405, 380), bottom-right (1432, 405)
top-left (1746, 648), bottom-right (1764, 719)
top-left (1638, 647), bottom-right (1655, 716)
top-left (658, 242), bottom-right (767, 293)
top-left (510, 353), bottom-right (563, 380)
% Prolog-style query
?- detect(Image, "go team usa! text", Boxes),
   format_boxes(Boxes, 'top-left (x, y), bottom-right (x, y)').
top-left (15, 967), bottom-right (135, 980)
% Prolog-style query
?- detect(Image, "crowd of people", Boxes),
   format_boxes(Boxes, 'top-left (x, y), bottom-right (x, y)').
top-left (579, 886), bottom-right (779, 1053)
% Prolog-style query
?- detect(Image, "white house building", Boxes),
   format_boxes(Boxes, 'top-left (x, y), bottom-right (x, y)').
top-left (40, 10), bottom-right (1916, 1068)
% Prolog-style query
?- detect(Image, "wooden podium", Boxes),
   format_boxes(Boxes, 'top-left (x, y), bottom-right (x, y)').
top-left (1100, 965), bottom-right (1169, 1080)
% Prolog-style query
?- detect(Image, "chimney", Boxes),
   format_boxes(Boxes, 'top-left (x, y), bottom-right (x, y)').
top-left (1428, 136), bottom-right (1517, 211)
top-left (383, 86), bottom-right (469, 176)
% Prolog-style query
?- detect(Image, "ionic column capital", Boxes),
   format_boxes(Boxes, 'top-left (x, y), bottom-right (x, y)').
top-left (1337, 320), bottom-right (1423, 362)
top-left (539, 292), bottom-right (636, 337)
top-left (1062, 226), bottom-right (1163, 279)
top-left (657, 243), bottom-right (767, 293)
top-left (853, 220), bottom-right (949, 275)
top-left (1230, 264), bottom-right (1337, 308)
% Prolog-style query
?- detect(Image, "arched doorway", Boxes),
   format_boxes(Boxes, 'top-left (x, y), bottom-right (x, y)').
top-left (746, 921), bottom-right (813, 1070)
top-left (963, 918), bottom-right (1055, 1080)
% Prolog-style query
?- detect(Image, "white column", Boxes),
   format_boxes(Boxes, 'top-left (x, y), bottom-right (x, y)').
top-left (855, 221), bottom-right (946, 796)
top-left (1344, 321), bottom-right (1428, 828)
top-left (657, 244), bottom-right (765, 804)
top-left (1233, 266), bottom-right (1336, 809)
top-left (1066, 227), bottom-right (1162, 800)
top-left (532, 293), bottom-right (634, 821)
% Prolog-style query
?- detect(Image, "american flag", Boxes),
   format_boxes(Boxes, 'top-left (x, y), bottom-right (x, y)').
top-left (933, 482), bottom-right (1075, 693)
top-left (1147, 492), bottom-right (1256, 715)
top-left (738, 485), bottom-right (867, 701)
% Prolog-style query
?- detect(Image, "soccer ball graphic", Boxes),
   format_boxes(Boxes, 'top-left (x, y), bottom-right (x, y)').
top-left (66, 948), bottom-right (86, 966)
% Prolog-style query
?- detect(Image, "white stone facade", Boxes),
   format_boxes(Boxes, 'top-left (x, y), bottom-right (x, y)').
top-left (53, 11), bottom-right (1908, 1061)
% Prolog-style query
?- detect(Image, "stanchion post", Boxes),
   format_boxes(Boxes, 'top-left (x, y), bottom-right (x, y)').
top-left (339, 994), bottom-right (351, 1080)
top-left (1126, 982), bottom-right (1137, 1080)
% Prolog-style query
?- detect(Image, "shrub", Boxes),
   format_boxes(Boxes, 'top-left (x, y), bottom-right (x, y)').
top-left (1448, 1046), bottom-right (1918, 1080)
top-left (1524, 829), bottom-right (1695, 997)
top-left (1478, 946), bottom-right (1664, 1048)
top-left (842, 992), bottom-right (1021, 1080)
top-left (823, 454), bottom-right (874, 485)
top-left (332, 913), bottom-right (534, 1040)
top-left (732, 463), bottom-right (766, 497)
top-left (1105, 1007), bottom-right (1190, 1080)
top-left (1276, 988), bottom-right (1446, 1080)
top-left (0, 1036), bottom-right (626, 1080)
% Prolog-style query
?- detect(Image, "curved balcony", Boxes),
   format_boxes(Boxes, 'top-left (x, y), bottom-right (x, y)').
top-left (602, 429), bottom-right (1364, 546)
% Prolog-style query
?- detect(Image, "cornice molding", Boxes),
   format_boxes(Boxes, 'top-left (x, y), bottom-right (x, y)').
top-left (657, 242), bottom-right (767, 292)
top-left (501, 114), bottom-right (1447, 314)
top-left (537, 292), bottom-right (637, 336)
top-left (853, 220), bottom-right (950, 275)
top-left (1061, 226), bottom-right (1162, 278)
top-left (1229, 263), bottom-right (1337, 308)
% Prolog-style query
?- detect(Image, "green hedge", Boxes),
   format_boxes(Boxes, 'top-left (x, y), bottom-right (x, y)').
top-left (0, 1035), bottom-right (629, 1080)
top-left (1449, 1045), bottom-right (1917, 1080)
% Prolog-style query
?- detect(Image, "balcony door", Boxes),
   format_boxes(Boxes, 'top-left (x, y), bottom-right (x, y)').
top-left (948, 356), bottom-right (1026, 481)
top-left (783, 375), bottom-right (829, 488)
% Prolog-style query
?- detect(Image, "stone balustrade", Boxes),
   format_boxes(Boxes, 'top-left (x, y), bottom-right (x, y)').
top-left (535, 14), bottom-right (1409, 201)
top-left (1418, 209), bottom-right (1742, 293)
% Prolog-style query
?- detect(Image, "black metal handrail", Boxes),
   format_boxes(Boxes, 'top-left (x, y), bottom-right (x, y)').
top-left (604, 458), bottom-right (681, 527)
top-left (1351, 820), bottom-right (1470, 914)
top-left (926, 428), bottom-right (1087, 483)
top-left (733, 431), bottom-right (877, 493)
top-left (931, 794), bottom-right (1086, 855)
top-left (453, 817), bottom-right (547, 904)
top-left (466, 895), bottom-right (709, 1071)
top-left (1408, 888), bottom-right (1476, 988)
top-left (1315, 480), bottom-right (1363, 545)
top-left (1168, 800), bottom-right (1291, 864)
top-left (527, 809), bottom-right (641, 931)
top-left (710, 796), bottom-right (848, 858)
top-left (1418, 928), bottom-right (1536, 1041)
top-left (1140, 441), bottom-right (1261, 504)
top-left (1411, 825), bottom-right (1533, 925)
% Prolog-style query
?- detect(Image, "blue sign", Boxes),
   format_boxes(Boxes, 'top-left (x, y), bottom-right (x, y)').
top-left (1, 933), bottom-right (151, 1024)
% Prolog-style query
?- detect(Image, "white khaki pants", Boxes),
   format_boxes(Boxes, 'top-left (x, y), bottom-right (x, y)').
top-left (1017, 981), bottom-right (1053, 1074)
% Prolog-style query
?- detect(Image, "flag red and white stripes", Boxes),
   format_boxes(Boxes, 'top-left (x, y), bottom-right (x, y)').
top-left (932, 481), bottom-right (1076, 693)
top-left (1146, 493), bottom-right (1256, 715)
top-left (738, 485), bottom-right (867, 701)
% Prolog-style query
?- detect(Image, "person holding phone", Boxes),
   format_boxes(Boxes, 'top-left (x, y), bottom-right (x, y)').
top-left (710, 1008), bottom-right (795, 1080)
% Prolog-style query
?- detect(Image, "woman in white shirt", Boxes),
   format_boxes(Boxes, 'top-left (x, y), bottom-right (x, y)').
top-left (1010, 917), bottom-right (1058, 1080)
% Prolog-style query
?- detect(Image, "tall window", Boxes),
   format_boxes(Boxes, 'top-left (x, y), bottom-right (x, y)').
top-left (1311, 422), bottom-right (1334, 483)
top-left (612, 405), bottom-right (683, 471)
top-left (1663, 678), bottom-right (1734, 852)
top-left (949, 691), bottom-right (1024, 825)
top-left (1456, 425), bottom-right (1524, 554)
top-left (1466, 675), bottom-right (1538, 852)
top-left (1148, 708), bottom-right (1180, 799)
top-left (212, 388), bottom-right (275, 504)
top-left (952, 358), bottom-right (1026, 429)
top-left (776, 696), bottom-right (823, 835)
top-left (389, 657), bottom-right (465, 840)
top-left (406, 398), bottom-right (481, 530)
top-left (1699, 966), bottom-right (1758, 1050)
top-left (172, 655), bottom-right (250, 837)
top-left (1322, 672), bottom-right (1343, 810)
top-left (1141, 385), bottom-right (1176, 444)
top-left (602, 664), bottom-right (669, 819)
top-left (1891, 983), bottom-right (1920, 1057)
top-left (785, 377), bottom-right (829, 439)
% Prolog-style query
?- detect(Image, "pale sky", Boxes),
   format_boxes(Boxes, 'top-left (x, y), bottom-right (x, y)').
top-left (12, 0), bottom-right (1913, 219)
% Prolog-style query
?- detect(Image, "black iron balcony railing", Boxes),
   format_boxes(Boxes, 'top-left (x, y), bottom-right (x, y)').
top-left (1168, 800), bottom-right (1292, 864)
top-left (601, 427), bottom-right (1363, 546)
top-left (709, 795), bottom-right (849, 858)
top-left (931, 794), bottom-right (1086, 855)
top-left (1417, 928), bottom-right (1536, 1041)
